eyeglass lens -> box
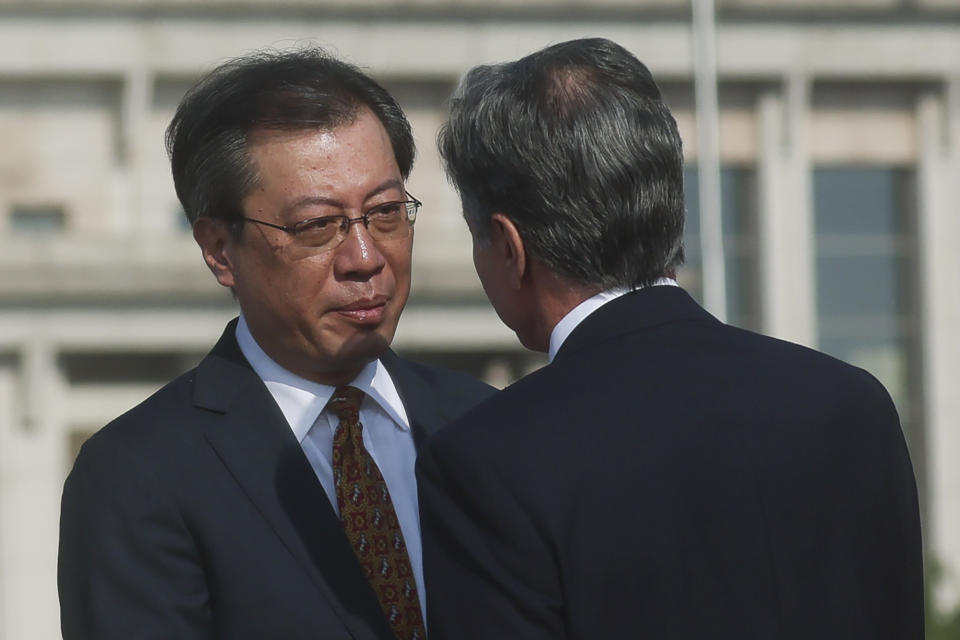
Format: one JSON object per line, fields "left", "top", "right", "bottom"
{"left": 294, "top": 201, "right": 417, "bottom": 250}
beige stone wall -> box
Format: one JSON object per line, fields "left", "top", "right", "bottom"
{"left": 0, "top": 0, "right": 947, "bottom": 9}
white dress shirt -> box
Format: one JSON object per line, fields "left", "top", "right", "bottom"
{"left": 235, "top": 315, "right": 426, "bottom": 620}
{"left": 548, "top": 278, "right": 679, "bottom": 362}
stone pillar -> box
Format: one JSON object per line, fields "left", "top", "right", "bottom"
{"left": 756, "top": 71, "right": 816, "bottom": 347}
{"left": 0, "top": 361, "right": 14, "bottom": 640}
{"left": 122, "top": 65, "right": 155, "bottom": 233}
{"left": 917, "top": 83, "right": 960, "bottom": 612}
{"left": 0, "top": 337, "right": 67, "bottom": 640}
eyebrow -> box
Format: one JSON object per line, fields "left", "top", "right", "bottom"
{"left": 279, "top": 178, "right": 406, "bottom": 219}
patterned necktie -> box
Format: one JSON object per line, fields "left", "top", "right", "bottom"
{"left": 328, "top": 386, "right": 426, "bottom": 640}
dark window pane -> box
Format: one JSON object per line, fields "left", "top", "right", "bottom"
{"left": 813, "top": 167, "right": 906, "bottom": 235}
{"left": 59, "top": 352, "right": 197, "bottom": 384}
{"left": 813, "top": 164, "right": 916, "bottom": 431}
{"left": 725, "top": 253, "right": 757, "bottom": 328}
{"left": 721, "top": 171, "right": 752, "bottom": 236}
{"left": 684, "top": 166, "right": 753, "bottom": 238}
{"left": 175, "top": 205, "right": 192, "bottom": 232}
{"left": 682, "top": 165, "right": 756, "bottom": 329}
{"left": 683, "top": 166, "right": 700, "bottom": 237}
{"left": 10, "top": 204, "right": 66, "bottom": 233}
{"left": 817, "top": 254, "right": 905, "bottom": 317}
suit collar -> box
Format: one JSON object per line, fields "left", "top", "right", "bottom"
{"left": 553, "top": 285, "right": 716, "bottom": 363}
{"left": 233, "top": 315, "right": 411, "bottom": 442}
{"left": 379, "top": 349, "right": 445, "bottom": 447}
{"left": 548, "top": 278, "right": 680, "bottom": 361}
{"left": 193, "top": 318, "right": 442, "bottom": 438}
{"left": 194, "top": 319, "right": 396, "bottom": 640}
{"left": 194, "top": 320, "right": 423, "bottom": 425}
{"left": 191, "top": 317, "right": 260, "bottom": 413}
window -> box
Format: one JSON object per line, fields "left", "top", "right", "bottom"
{"left": 10, "top": 204, "right": 66, "bottom": 233}
{"left": 681, "top": 166, "right": 759, "bottom": 330}
{"left": 813, "top": 166, "right": 919, "bottom": 436}
{"left": 59, "top": 351, "right": 202, "bottom": 385}
{"left": 175, "top": 204, "right": 192, "bottom": 232}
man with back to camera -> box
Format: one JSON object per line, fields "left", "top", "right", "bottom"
{"left": 57, "top": 48, "right": 493, "bottom": 640}
{"left": 416, "top": 37, "right": 924, "bottom": 639}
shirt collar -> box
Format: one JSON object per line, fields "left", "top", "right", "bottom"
{"left": 547, "top": 278, "right": 679, "bottom": 362}
{"left": 235, "top": 314, "right": 410, "bottom": 443}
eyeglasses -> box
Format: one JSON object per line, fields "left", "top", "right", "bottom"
{"left": 240, "top": 194, "right": 421, "bottom": 252}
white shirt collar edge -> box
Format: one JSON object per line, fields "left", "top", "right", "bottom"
{"left": 547, "top": 278, "right": 679, "bottom": 362}
{"left": 234, "top": 314, "right": 410, "bottom": 442}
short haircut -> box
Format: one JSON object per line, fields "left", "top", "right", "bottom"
{"left": 167, "top": 48, "right": 415, "bottom": 229}
{"left": 439, "top": 37, "right": 685, "bottom": 288}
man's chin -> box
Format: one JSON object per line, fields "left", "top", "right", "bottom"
{"left": 329, "top": 327, "right": 395, "bottom": 368}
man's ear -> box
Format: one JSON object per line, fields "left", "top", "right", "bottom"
{"left": 490, "top": 212, "right": 527, "bottom": 289}
{"left": 193, "top": 217, "right": 237, "bottom": 289}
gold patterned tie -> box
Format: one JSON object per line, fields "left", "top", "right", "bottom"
{"left": 328, "top": 386, "right": 426, "bottom": 640}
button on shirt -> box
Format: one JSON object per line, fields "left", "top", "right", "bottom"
{"left": 234, "top": 315, "right": 426, "bottom": 620}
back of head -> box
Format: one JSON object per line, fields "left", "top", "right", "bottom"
{"left": 439, "top": 37, "right": 685, "bottom": 289}
{"left": 167, "top": 48, "right": 415, "bottom": 229}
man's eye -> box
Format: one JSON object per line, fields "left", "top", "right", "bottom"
{"left": 368, "top": 203, "right": 403, "bottom": 218}
{"left": 298, "top": 217, "right": 341, "bottom": 232}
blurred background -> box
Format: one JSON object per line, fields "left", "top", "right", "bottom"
{"left": 0, "top": 0, "right": 958, "bottom": 637}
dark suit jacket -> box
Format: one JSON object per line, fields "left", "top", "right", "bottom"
{"left": 58, "top": 319, "right": 494, "bottom": 640}
{"left": 417, "top": 286, "right": 923, "bottom": 640}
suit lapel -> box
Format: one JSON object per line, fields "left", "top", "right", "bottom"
{"left": 194, "top": 321, "right": 393, "bottom": 640}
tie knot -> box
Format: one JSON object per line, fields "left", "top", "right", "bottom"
{"left": 327, "top": 385, "right": 364, "bottom": 423}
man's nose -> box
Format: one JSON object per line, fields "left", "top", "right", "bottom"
{"left": 333, "top": 219, "right": 386, "bottom": 278}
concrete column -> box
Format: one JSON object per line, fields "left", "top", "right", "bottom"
{"left": 0, "top": 362, "right": 14, "bottom": 640}
{"left": 756, "top": 72, "right": 816, "bottom": 347}
{"left": 1, "top": 338, "right": 67, "bottom": 640}
{"left": 917, "top": 83, "right": 960, "bottom": 612}
{"left": 122, "top": 65, "right": 156, "bottom": 233}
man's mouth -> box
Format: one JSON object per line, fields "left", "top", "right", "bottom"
{"left": 335, "top": 297, "right": 388, "bottom": 325}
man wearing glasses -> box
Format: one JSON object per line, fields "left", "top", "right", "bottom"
{"left": 58, "top": 49, "right": 492, "bottom": 640}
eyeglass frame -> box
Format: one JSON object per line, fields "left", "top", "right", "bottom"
{"left": 237, "top": 193, "right": 421, "bottom": 250}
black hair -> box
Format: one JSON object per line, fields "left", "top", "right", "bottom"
{"left": 167, "top": 48, "right": 415, "bottom": 230}
{"left": 439, "top": 37, "right": 684, "bottom": 288}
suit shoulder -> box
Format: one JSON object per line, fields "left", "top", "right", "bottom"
{"left": 445, "top": 323, "right": 896, "bottom": 440}
{"left": 75, "top": 367, "right": 200, "bottom": 469}
{"left": 730, "top": 326, "right": 894, "bottom": 394}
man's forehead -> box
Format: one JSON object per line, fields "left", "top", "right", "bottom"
{"left": 246, "top": 126, "right": 339, "bottom": 154}
{"left": 240, "top": 113, "right": 405, "bottom": 216}
{"left": 245, "top": 108, "right": 391, "bottom": 160}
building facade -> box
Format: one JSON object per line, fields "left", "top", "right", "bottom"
{"left": 0, "top": 0, "right": 958, "bottom": 637}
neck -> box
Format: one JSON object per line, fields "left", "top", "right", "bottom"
{"left": 525, "top": 262, "right": 602, "bottom": 351}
